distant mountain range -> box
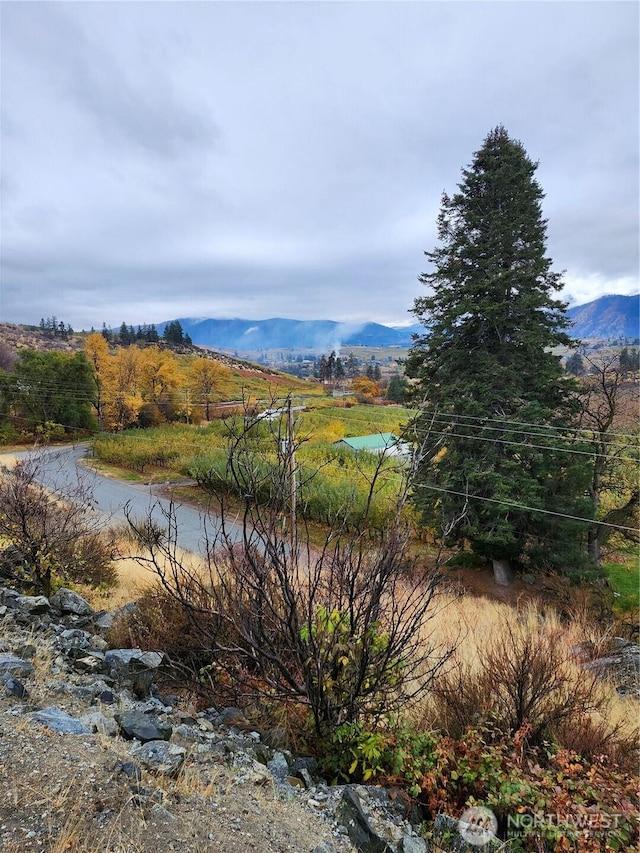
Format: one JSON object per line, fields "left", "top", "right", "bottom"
{"left": 158, "top": 294, "right": 638, "bottom": 352}
{"left": 158, "top": 317, "right": 423, "bottom": 352}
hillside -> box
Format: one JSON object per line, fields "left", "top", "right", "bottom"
{"left": 0, "top": 323, "right": 281, "bottom": 377}
{"left": 567, "top": 293, "right": 639, "bottom": 340}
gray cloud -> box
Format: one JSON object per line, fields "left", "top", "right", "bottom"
{"left": 1, "top": 2, "right": 637, "bottom": 330}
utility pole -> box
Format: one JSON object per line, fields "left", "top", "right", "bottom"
{"left": 287, "top": 398, "right": 297, "bottom": 558}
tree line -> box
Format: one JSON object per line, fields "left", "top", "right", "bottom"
{"left": 99, "top": 319, "right": 192, "bottom": 347}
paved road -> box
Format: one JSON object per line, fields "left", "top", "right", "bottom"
{"left": 3, "top": 444, "right": 242, "bottom": 555}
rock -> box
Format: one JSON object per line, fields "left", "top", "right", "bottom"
{"left": 114, "top": 760, "right": 143, "bottom": 782}
{"left": 267, "top": 750, "right": 290, "bottom": 780}
{"left": 79, "top": 711, "right": 118, "bottom": 737}
{"left": 398, "top": 836, "right": 427, "bottom": 853}
{"left": 149, "top": 803, "right": 177, "bottom": 822}
{"left": 96, "top": 689, "right": 115, "bottom": 704}
{"left": 336, "top": 787, "right": 394, "bottom": 853}
{"left": 432, "top": 812, "right": 503, "bottom": 852}
{"left": 104, "top": 649, "right": 164, "bottom": 669}
{"left": 217, "top": 706, "right": 249, "bottom": 726}
{"left": 15, "top": 595, "right": 50, "bottom": 615}
{"left": 292, "top": 755, "right": 319, "bottom": 775}
{"left": 28, "top": 706, "right": 91, "bottom": 735}
{"left": 50, "top": 588, "right": 93, "bottom": 616}
{"left": 2, "top": 676, "right": 29, "bottom": 699}
{"left": 0, "top": 653, "right": 34, "bottom": 677}
{"left": 93, "top": 602, "right": 138, "bottom": 630}
{"left": 297, "top": 767, "right": 315, "bottom": 789}
{"left": 74, "top": 653, "right": 105, "bottom": 674}
{"left": 104, "top": 649, "right": 164, "bottom": 698}
{"left": 88, "top": 634, "right": 109, "bottom": 653}
{"left": 130, "top": 740, "right": 186, "bottom": 776}
{"left": 114, "top": 710, "right": 172, "bottom": 743}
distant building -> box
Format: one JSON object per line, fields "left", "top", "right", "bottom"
{"left": 334, "top": 432, "right": 411, "bottom": 458}
{"left": 256, "top": 404, "right": 306, "bottom": 421}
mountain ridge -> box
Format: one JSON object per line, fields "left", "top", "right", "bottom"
{"left": 159, "top": 316, "right": 423, "bottom": 351}
{"left": 159, "top": 294, "right": 638, "bottom": 351}
{"left": 566, "top": 293, "right": 639, "bottom": 340}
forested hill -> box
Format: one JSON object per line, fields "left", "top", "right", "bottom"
{"left": 567, "top": 293, "right": 639, "bottom": 340}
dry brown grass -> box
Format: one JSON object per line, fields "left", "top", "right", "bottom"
{"left": 412, "top": 595, "right": 638, "bottom": 768}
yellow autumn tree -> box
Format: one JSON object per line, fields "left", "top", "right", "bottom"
{"left": 138, "top": 347, "right": 180, "bottom": 402}
{"left": 105, "top": 346, "right": 144, "bottom": 430}
{"left": 351, "top": 375, "right": 380, "bottom": 402}
{"left": 84, "top": 333, "right": 110, "bottom": 429}
{"left": 137, "top": 346, "right": 182, "bottom": 422}
{"left": 187, "top": 357, "right": 233, "bottom": 420}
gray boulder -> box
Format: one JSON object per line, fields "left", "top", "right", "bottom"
{"left": 0, "top": 652, "right": 34, "bottom": 677}
{"left": 104, "top": 648, "right": 164, "bottom": 698}
{"left": 15, "top": 595, "right": 50, "bottom": 615}
{"left": 336, "top": 787, "right": 394, "bottom": 853}
{"left": 130, "top": 740, "right": 186, "bottom": 776}
{"left": 29, "top": 706, "right": 91, "bottom": 735}
{"left": 50, "top": 588, "right": 93, "bottom": 616}
{"left": 115, "top": 710, "right": 173, "bottom": 743}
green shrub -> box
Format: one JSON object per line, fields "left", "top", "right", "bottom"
{"left": 0, "top": 422, "right": 20, "bottom": 446}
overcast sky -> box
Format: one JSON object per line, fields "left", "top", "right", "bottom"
{"left": 1, "top": 1, "right": 638, "bottom": 331}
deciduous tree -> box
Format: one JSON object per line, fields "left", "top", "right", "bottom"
{"left": 187, "top": 357, "right": 232, "bottom": 421}
{"left": 84, "top": 332, "right": 111, "bottom": 430}
{"left": 103, "top": 346, "right": 143, "bottom": 431}
{"left": 351, "top": 375, "right": 380, "bottom": 402}
{"left": 577, "top": 352, "right": 640, "bottom": 564}
{"left": 138, "top": 346, "right": 180, "bottom": 404}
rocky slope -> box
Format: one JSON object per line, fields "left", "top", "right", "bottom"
{"left": 0, "top": 586, "right": 446, "bottom": 853}
{"left": 0, "top": 323, "right": 283, "bottom": 376}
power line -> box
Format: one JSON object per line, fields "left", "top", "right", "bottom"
{"left": 3, "top": 372, "right": 637, "bottom": 442}
{"left": 4, "top": 423, "right": 636, "bottom": 535}
{"left": 411, "top": 482, "right": 639, "bottom": 534}
{"left": 305, "top": 409, "right": 639, "bottom": 460}
{"left": 301, "top": 401, "right": 639, "bottom": 445}
{"left": 404, "top": 405, "right": 640, "bottom": 443}
{"left": 86, "top": 430, "right": 636, "bottom": 532}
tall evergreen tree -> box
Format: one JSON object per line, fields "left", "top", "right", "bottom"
{"left": 163, "top": 320, "right": 185, "bottom": 345}
{"left": 404, "top": 127, "right": 591, "bottom": 584}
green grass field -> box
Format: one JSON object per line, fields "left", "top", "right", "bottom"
{"left": 604, "top": 545, "right": 640, "bottom": 612}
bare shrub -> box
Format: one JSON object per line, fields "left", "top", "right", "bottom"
{"left": 107, "top": 580, "right": 219, "bottom": 688}
{"left": 554, "top": 709, "right": 639, "bottom": 770}
{"left": 124, "top": 399, "right": 456, "bottom": 738}
{"left": 0, "top": 452, "right": 114, "bottom": 595}
{"left": 430, "top": 608, "right": 608, "bottom": 748}
{"left": 52, "top": 529, "right": 118, "bottom": 588}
